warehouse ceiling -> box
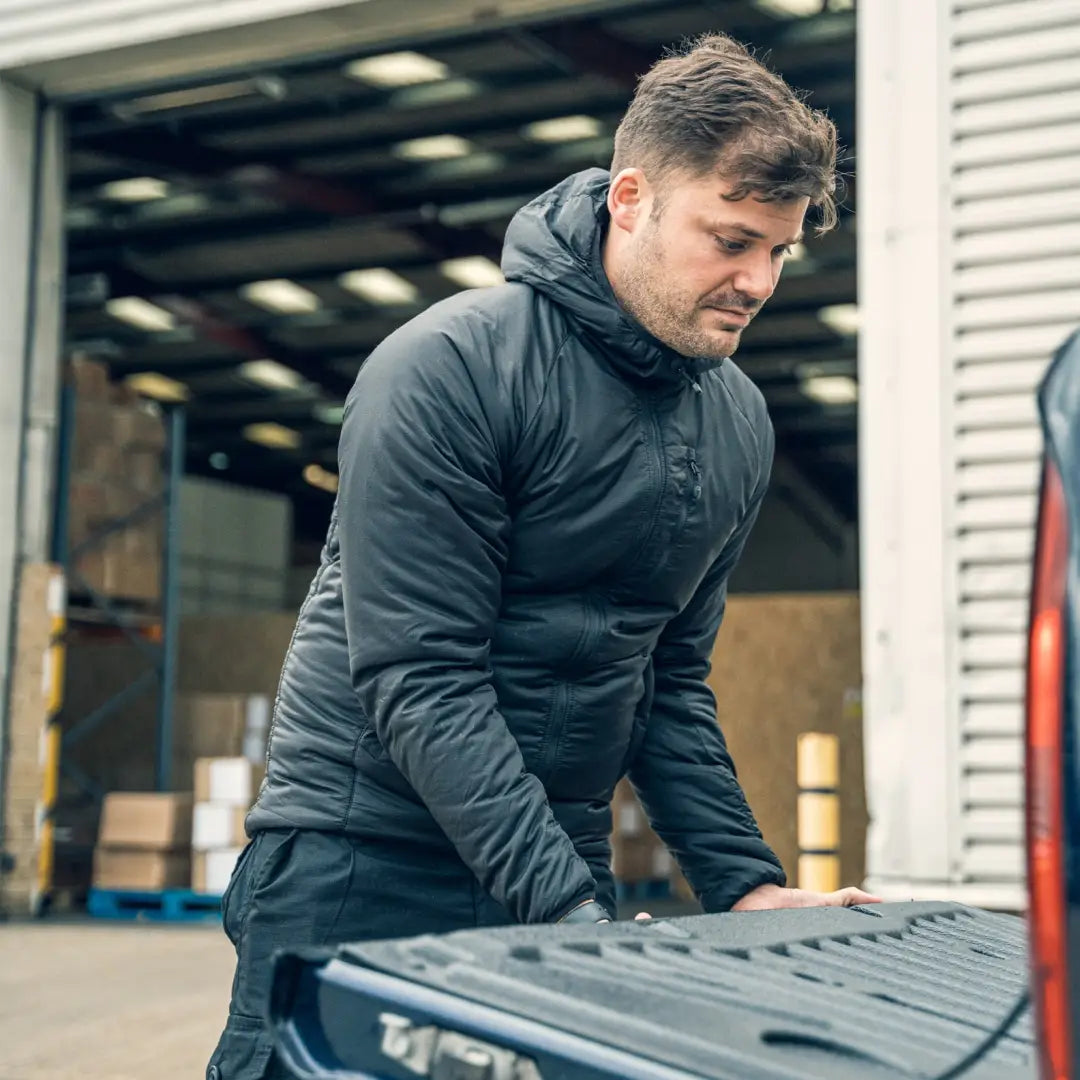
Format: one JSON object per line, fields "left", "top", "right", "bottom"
{"left": 63, "top": 0, "right": 858, "bottom": 541}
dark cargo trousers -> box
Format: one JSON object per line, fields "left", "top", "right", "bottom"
{"left": 205, "top": 828, "right": 517, "bottom": 1080}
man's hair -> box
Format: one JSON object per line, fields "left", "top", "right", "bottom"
{"left": 611, "top": 33, "right": 840, "bottom": 233}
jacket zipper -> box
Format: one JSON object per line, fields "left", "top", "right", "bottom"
{"left": 688, "top": 450, "right": 702, "bottom": 504}
{"left": 633, "top": 400, "right": 669, "bottom": 567}
{"left": 541, "top": 682, "right": 572, "bottom": 782}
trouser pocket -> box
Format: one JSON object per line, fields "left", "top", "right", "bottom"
{"left": 206, "top": 1013, "right": 276, "bottom": 1080}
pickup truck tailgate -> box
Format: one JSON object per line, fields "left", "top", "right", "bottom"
{"left": 268, "top": 900, "right": 1034, "bottom": 1079}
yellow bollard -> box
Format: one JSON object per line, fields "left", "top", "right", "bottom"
{"left": 32, "top": 567, "right": 66, "bottom": 916}
{"left": 797, "top": 732, "right": 840, "bottom": 894}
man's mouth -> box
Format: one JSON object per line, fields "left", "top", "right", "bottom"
{"left": 708, "top": 307, "right": 753, "bottom": 327}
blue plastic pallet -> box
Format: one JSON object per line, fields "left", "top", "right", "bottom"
{"left": 87, "top": 887, "right": 223, "bottom": 922}
{"left": 614, "top": 878, "right": 672, "bottom": 903}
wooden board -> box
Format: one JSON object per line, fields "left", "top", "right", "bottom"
{"left": 708, "top": 593, "right": 866, "bottom": 890}
{"left": 0, "top": 564, "right": 54, "bottom": 913}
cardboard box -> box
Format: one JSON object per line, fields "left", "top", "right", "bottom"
{"left": 192, "top": 847, "right": 245, "bottom": 895}
{"left": 71, "top": 356, "right": 111, "bottom": 400}
{"left": 175, "top": 695, "right": 270, "bottom": 792}
{"left": 97, "top": 793, "right": 193, "bottom": 850}
{"left": 194, "top": 758, "right": 265, "bottom": 805}
{"left": 113, "top": 405, "right": 167, "bottom": 453}
{"left": 93, "top": 847, "right": 191, "bottom": 890}
{"left": 612, "top": 836, "right": 672, "bottom": 883}
{"left": 612, "top": 779, "right": 648, "bottom": 838}
{"left": 192, "top": 803, "right": 250, "bottom": 851}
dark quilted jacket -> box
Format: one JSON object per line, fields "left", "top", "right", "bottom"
{"left": 248, "top": 168, "right": 786, "bottom": 922}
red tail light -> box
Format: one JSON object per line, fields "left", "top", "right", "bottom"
{"left": 1027, "top": 457, "right": 1074, "bottom": 1080}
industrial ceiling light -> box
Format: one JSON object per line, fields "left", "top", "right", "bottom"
{"left": 209, "top": 452, "right": 229, "bottom": 470}
{"left": 817, "top": 303, "right": 860, "bottom": 337}
{"left": 390, "top": 78, "right": 481, "bottom": 109}
{"left": 523, "top": 115, "right": 604, "bottom": 143}
{"left": 240, "top": 279, "right": 321, "bottom": 315}
{"left": 752, "top": 0, "right": 822, "bottom": 15}
{"left": 313, "top": 403, "right": 346, "bottom": 426}
{"left": 101, "top": 177, "right": 170, "bottom": 203}
{"left": 124, "top": 372, "right": 190, "bottom": 402}
{"left": 439, "top": 256, "right": 505, "bottom": 290}
{"left": 394, "top": 134, "right": 473, "bottom": 161}
{"left": 239, "top": 359, "right": 307, "bottom": 392}
{"left": 339, "top": 268, "right": 419, "bottom": 306}
{"left": 105, "top": 297, "right": 177, "bottom": 333}
{"left": 345, "top": 51, "right": 450, "bottom": 87}
{"left": 303, "top": 463, "right": 340, "bottom": 493}
{"left": 800, "top": 374, "right": 858, "bottom": 405}
{"left": 243, "top": 422, "right": 302, "bottom": 450}
{"left": 421, "top": 151, "right": 505, "bottom": 181}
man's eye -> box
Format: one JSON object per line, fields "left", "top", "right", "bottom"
{"left": 715, "top": 237, "right": 746, "bottom": 253}
{"left": 774, "top": 245, "right": 793, "bottom": 259}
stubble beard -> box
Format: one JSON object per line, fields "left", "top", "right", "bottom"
{"left": 616, "top": 222, "right": 737, "bottom": 362}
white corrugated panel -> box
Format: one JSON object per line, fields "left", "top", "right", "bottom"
{"left": 957, "top": 461, "right": 1041, "bottom": 496}
{"left": 955, "top": 429, "right": 1042, "bottom": 463}
{"left": 959, "top": 564, "right": 1032, "bottom": 599}
{"left": 956, "top": 528, "right": 1034, "bottom": 564}
{"left": 953, "top": 56, "right": 1080, "bottom": 106}
{"left": 959, "top": 632, "right": 1026, "bottom": 668}
{"left": 954, "top": 89, "right": 1080, "bottom": 138}
{"left": 956, "top": 256, "right": 1080, "bottom": 297}
{"left": 963, "top": 703, "right": 1026, "bottom": 737}
{"left": 963, "top": 807, "right": 1024, "bottom": 842}
{"left": 954, "top": 322, "right": 1077, "bottom": 363}
{"left": 959, "top": 599, "right": 1028, "bottom": 632}
{"left": 955, "top": 157, "right": 1080, "bottom": 202}
{"left": 953, "top": 0, "right": 1080, "bottom": 41}
{"left": 951, "top": 22, "right": 1080, "bottom": 72}
{"left": 946, "top": 0, "right": 1080, "bottom": 895}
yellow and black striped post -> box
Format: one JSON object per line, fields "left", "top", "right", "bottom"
{"left": 32, "top": 567, "right": 67, "bottom": 916}
{"left": 797, "top": 732, "right": 840, "bottom": 894}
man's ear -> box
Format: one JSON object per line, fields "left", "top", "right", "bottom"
{"left": 608, "top": 168, "right": 650, "bottom": 236}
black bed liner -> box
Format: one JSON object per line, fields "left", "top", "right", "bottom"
{"left": 268, "top": 901, "right": 1034, "bottom": 1079}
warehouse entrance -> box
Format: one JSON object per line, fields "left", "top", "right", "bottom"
{"left": 1, "top": 0, "right": 861, "bottom": 916}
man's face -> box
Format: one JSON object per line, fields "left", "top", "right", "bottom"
{"left": 609, "top": 170, "right": 809, "bottom": 361}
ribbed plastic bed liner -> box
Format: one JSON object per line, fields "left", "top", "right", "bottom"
{"left": 268, "top": 901, "right": 1034, "bottom": 1079}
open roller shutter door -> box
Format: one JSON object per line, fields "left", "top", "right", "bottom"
{"left": 949, "top": 0, "right": 1080, "bottom": 892}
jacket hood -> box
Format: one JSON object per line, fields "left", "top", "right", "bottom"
{"left": 501, "top": 168, "right": 725, "bottom": 385}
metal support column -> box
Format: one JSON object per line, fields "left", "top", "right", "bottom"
{"left": 156, "top": 407, "right": 185, "bottom": 792}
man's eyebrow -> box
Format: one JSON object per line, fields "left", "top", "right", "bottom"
{"left": 712, "top": 221, "right": 805, "bottom": 245}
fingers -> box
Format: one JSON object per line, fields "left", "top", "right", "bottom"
{"left": 634, "top": 911, "right": 652, "bottom": 921}
{"left": 837, "top": 887, "right": 885, "bottom": 907}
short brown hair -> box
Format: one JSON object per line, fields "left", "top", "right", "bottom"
{"left": 611, "top": 33, "right": 840, "bottom": 233}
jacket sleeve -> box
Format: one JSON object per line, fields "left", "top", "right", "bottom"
{"left": 336, "top": 328, "right": 596, "bottom": 925}
{"left": 628, "top": 437, "right": 786, "bottom": 913}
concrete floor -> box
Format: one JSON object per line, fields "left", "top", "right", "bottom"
{"left": 0, "top": 919, "right": 235, "bottom": 1080}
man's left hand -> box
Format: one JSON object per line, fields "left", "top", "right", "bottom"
{"left": 732, "top": 882, "right": 882, "bottom": 912}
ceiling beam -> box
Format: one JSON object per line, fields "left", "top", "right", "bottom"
{"left": 104, "top": 265, "right": 355, "bottom": 397}
{"left": 77, "top": 125, "right": 503, "bottom": 263}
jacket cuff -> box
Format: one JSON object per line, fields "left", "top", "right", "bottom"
{"left": 700, "top": 861, "right": 787, "bottom": 914}
{"left": 557, "top": 899, "right": 613, "bottom": 924}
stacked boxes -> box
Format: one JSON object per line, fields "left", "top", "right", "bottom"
{"left": 611, "top": 779, "right": 695, "bottom": 902}
{"left": 192, "top": 759, "right": 264, "bottom": 895}
{"left": 173, "top": 693, "right": 270, "bottom": 789}
{"left": 68, "top": 356, "right": 166, "bottom": 603}
{"left": 610, "top": 779, "right": 674, "bottom": 884}
{"left": 92, "top": 793, "right": 193, "bottom": 889}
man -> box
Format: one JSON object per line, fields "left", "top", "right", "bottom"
{"left": 207, "top": 32, "right": 876, "bottom": 1080}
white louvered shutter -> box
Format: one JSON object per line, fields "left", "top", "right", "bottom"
{"left": 948, "top": 0, "right": 1080, "bottom": 892}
